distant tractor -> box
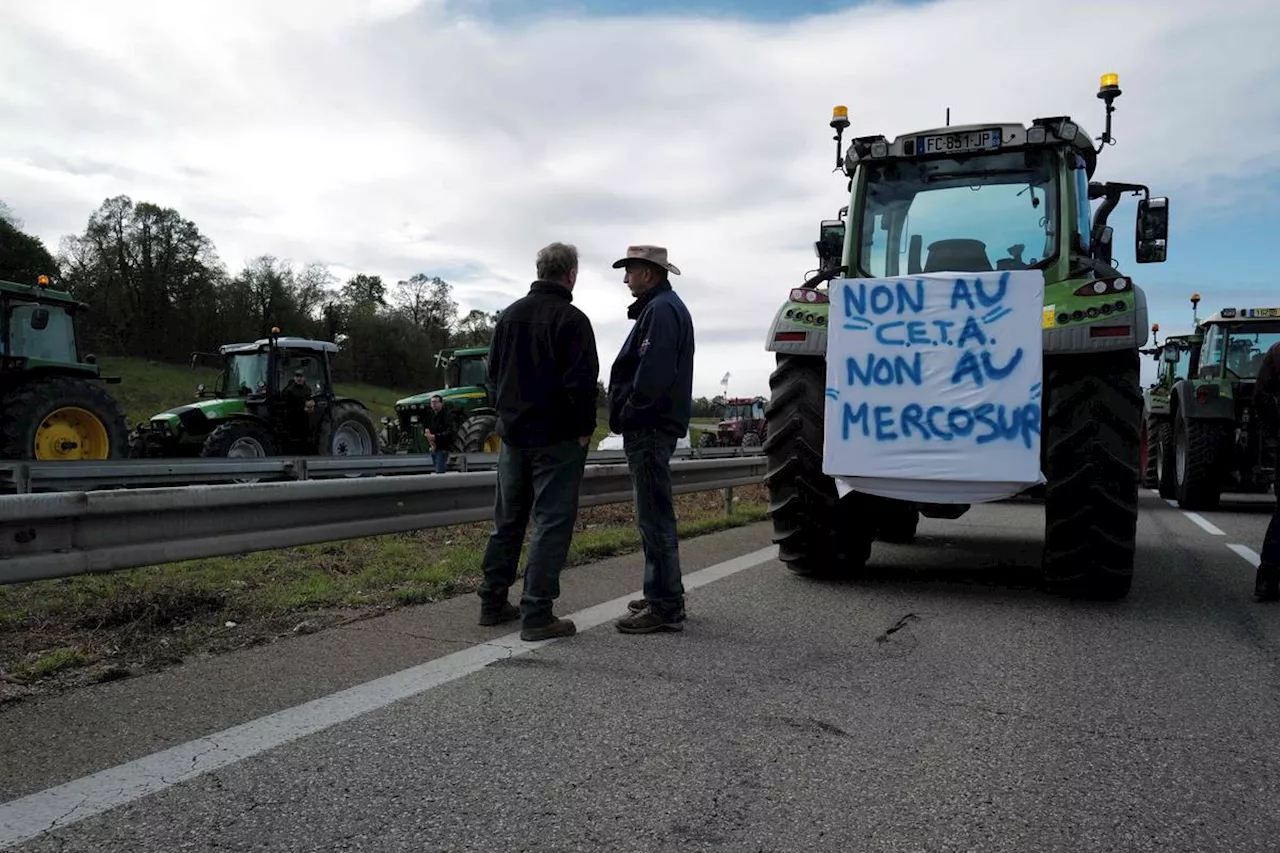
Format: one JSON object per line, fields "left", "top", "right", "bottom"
{"left": 129, "top": 328, "right": 379, "bottom": 460}
{"left": 385, "top": 345, "right": 501, "bottom": 454}
{"left": 698, "top": 396, "right": 767, "bottom": 448}
{"left": 1139, "top": 299, "right": 1201, "bottom": 494}
{"left": 1161, "top": 301, "right": 1279, "bottom": 509}
{"left": 0, "top": 274, "right": 130, "bottom": 460}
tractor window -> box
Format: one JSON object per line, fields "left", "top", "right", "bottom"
{"left": 1224, "top": 326, "right": 1280, "bottom": 379}
{"left": 857, "top": 149, "right": 1060, "bottom": 278}
{"left": 1163, "top": 346, "right": 1191, "bottom": 383}
{"left": 221, "top": 352, "right": 270, "bottom": 396}
{"left": 1071, "top": 153, "right": 1091, "bottom": 251}
{"left": 7, "top": 304, "right": 77, "bottom": 363}
{"left": 1197, "top": 326, "right": 1224, "bottom": 379}
{"left": 452, "top": 356, "right": 488, "bottom": 388}
{"left": 278, "top": 352, "right": 328, "bottom": 394}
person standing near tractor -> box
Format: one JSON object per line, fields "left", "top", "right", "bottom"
{"left": 1252, "top": 340, "right": 1280, "bottom": 601}
{"left": 475, "top": 242, "right": 599, "bottom": 641}
{"left": 281, "top": 369, "right": 315, "bottom": 448}
{"left": 423, "top": 394, "right": 455, "bottom": 474}
{"left": 607, "top": 245, "right": 696, "bottom": 635}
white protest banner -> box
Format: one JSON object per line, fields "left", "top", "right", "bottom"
{"left": 822, "top": 270, "right": 1045, "bottom": 504}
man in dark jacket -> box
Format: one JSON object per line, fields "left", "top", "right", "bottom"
{"left": 476, "top": 242, "right": 599, "bottom": 641}
{"left": 1253, "top": 340, "right": 1280, "bottom": 600}
{"left": 423, "top": 395, "right": 454, "bottom": 474}
{"left": 607, "top": 245, "right": 695, "bottom": 634}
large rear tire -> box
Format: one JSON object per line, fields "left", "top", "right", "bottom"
{"left": 763, "top": 353, "right": 874, "bottom": 577}
{"left": 458, "top": 411, "right": 501, "bottom": 453}
{"left": 1155, "top": 420, "right": 1176, "bottom": 498}
{"left": 200, "top": 420, "right": 277, "bottom": 484}
{"left": 0, "top": 377, "right": 129, "bottom": 461}
{"left": 317, "top": 401, "right": 379, "bottom": 457}
{"left": 1042, "top": 350, "right": 1141, "bottom": 601}
{"left": 1173, "top": 416, "right": 1228, "bottom": 510}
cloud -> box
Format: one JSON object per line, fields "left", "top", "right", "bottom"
{"left": 1, "top": 0, "right": 1277, "bottom": 398}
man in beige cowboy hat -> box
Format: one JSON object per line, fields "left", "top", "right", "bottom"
{"left": 606, "top": 245, "right": 696, "bottom": 634}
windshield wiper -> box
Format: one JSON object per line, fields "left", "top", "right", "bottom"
{"left": 921, "top": 168, "right": 1038, "bottom": 183}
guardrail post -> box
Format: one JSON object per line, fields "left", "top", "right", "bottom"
{"left": 15, "top": 464, "right": 31, "bottom": 495}
{"left": 723, "top": 486, "right": 734, "bottom": 516}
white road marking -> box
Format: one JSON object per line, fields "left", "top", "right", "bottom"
{"left": 1226, "top": 544, "right": 1262, "bottom": 566}
{"left": 1182, "top": 512, "right": 1226, "bottom": 536}
{"left": 1164, "top": 498, "right": 1178, "bottom": 508}
{"left": 0, "top": 545, "right": 780, "bottom": 849}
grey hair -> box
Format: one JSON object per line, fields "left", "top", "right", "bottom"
{"left": 535, "top": 242, "right": 578, "bottom": 283}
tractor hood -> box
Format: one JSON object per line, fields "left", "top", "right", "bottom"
{"left": 147, "top": 397, "right": 248, "bottom": 433}
{"left": 395, "top": 386, "right": 488, "bottom": 411}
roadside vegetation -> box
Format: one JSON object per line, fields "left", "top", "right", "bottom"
{"left": 0, "top": 485, "right": 768, "bottom": 703}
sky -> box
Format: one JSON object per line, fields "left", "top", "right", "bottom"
{"left": 1, "top": 0, "right": 1277, "bottom": 398}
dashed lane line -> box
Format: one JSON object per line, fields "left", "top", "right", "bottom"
{"left": 1226, "top": 543, "right": 1262, "bottom": 566}
{"left": 0, "top": 546, "right": 781, "bottom": 850}
{"left": 1148, "top": 490, "right": 1227, "bottom": 536}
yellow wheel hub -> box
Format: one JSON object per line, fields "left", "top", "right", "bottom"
{"left": 35, "top": 407, "right": 111, "bottom": 460}
{"left": 483, "top": 432, "right": 501, "bottom": 453}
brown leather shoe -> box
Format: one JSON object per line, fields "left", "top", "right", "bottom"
{"left": 521, "top": 617, "right": 576, "bottom": 641}
{"left": 478, "top": 602, "right": 519, "bottom": 626}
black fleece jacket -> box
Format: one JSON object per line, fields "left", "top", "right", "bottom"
{"left": 489, "top": 281, "right": 599, "bottom": 448}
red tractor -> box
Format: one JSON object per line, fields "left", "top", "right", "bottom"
{"left": 699, "top": 396, "right": 767, "bottom": 448}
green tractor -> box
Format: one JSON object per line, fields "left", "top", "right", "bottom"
{"left": 129, "top": 328, "right": 379, "bottom": 460}
{"left": 763, "top": 73, "right": 1170, "bottom": 600}
{"left": 0, "top": 274, "right": 130, "bottom": 460}
{"left": 1139, "top": 302, "right": 1201, "bottom": 494}
{"left": 1161, "top": 300, "right": 1279, "bottom": 509}
{"left": 384, "top": 344, "right": 501, "bottom": 454}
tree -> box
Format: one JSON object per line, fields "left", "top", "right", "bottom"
{"left": 341, "top": 273, "right": 386, "bottom": 307}
{"left": 451, "top": 308, "right": 498, "bottom": 347}
{"left": 0, "top": 214, "right": 58, "bottom": 286}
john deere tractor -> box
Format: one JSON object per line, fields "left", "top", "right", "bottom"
{"left": 1161, "top": 301, "right": 1279, "bottom": 509}
{"left": 0, "top": 274, "right": 130, "bottom": 460}
{"left": 129, "top": 328, "right": 379, "bottom": 460}
{"left": 384, "top": 345, "right": 501, "bottom": 454}
{"left": 763, "top": 73, "right": 1170, "bottom": 600}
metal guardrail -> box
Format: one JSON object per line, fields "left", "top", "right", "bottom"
{"left": 0, "top": 446, "right": 765, "bottom": 494}
{"left": 0, "top": 456, "right": 769, "bottom": 585}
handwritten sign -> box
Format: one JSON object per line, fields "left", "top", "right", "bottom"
{"left": 821, "top": 271, "right": 1044, "bottom": 501}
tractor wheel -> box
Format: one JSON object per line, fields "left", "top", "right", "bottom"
{"left": 742, "top": 431, "right": 762, "bottom": 448}
{"left": 698, "top": 432, "right": 717, "bottom": 448}
{"left": 458, "top": 411, "right": 501, "bottom": 453}
{"left": 1173, "top": 416, "right": 1228, "bottom": 510}
{"left": 200, "top": 421, "right": 277, "bottom": 483}
{"left": 317, "top": 402, "right": 379, "bottom": 457}
{"left": 0, "top": 376, "right": 129, "bottom": 461}
{"left": 763, "top": 353, "right": 874, "bottom": 578}
{"left": 1155, "top": 421, "right": 1176, "bottom": 498}
{"left": 1141, "top": 418, "right": 1158, "bottom": 488}
{"left": 1042, "top": 350, "right": 1141, "bottom": 601}
{"left": 876, "top": 502, "right": 920, "bottom": 544}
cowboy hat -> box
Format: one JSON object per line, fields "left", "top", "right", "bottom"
{"left": 611, "top": 245, "right": 681, "bottom": 276}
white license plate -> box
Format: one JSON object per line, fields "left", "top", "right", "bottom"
{"left": 918, "top": 128, "right": 1002, "bottom": 155}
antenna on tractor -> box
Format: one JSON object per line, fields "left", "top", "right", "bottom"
{"left": 830, "top": 105, "right": 850, "bottom": 172}
{"left": 945, "top": 107, "right": 951, "bottom": 127}
{"left": 1095, "top": 72, "right": 1121, "bottom": 152}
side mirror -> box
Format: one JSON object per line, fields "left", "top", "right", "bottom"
{"left": 814, "top": 219, "right": 845, "bottom": 271}
{"left": 1162, "top": 347, "right": 1181, "bottom": 364}
{"left": 1136, "top": 197, "right": 1169, "bottom": 263}
{"left": 1096, "top": 225, "right": 1114, "bottom": 266}
{"left": 30, "top": 308, "right": 50, "bottom": 330}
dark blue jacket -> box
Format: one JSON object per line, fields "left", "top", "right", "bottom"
{"left": 608, "top": 280, "right": 695, "bottom": 438}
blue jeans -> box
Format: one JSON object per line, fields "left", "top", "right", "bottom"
{"left": 477, "top": 440, "right": 589, "bottom": 627}
{"left": 431, "top": 450, "right": 449, "bottom": 474}
{"left": 623, "top": 428, "right": 685, "bottom": 619}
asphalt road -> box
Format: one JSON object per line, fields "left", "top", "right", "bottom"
{"left": 2, "top": 489, "right": 1279, "bottom": 852}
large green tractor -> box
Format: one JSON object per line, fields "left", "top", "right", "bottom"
{"left": 129, "top": 328, "right": 379, "bottom": 460}
{"left": 384, "top": 345, "right": 501, "bottom": 454}
{"left": 763, "top": 73, "right": 1170, "bottom": 600}
{"left": 1139, "top": 301, "right": 1201, "bottom": 495}
{"left": 0, "top": 274, "right": 130, "bottom": 460}
{"left": 1162, "top": 303, "right": 1279, "bottom": 509}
